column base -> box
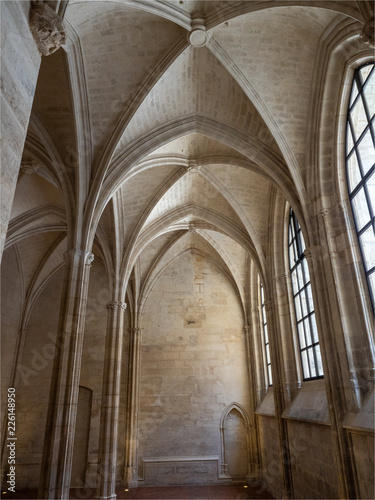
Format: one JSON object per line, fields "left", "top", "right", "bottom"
{"left": 96, "top": 495, "right": 117, "bottom": 500}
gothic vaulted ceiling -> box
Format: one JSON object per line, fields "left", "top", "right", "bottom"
{"left": 10, "top": 0, "right": 371, "bottom": 317}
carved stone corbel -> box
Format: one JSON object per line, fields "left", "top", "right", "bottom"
{"left": 106, "top": 301, "right": 127, "bottom": 311}
{"left": 29, "top": 1, "right": 66, "bottom": 56}
{"left": 360, "top": 17, "right": 374, "bottom": 48}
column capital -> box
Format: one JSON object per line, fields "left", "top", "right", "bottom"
{"left": 29, "top": 1, "right": 66, "bottom": 56}
{"left": 106, "top": 301, "right": 127, "bottom": 311}
{"left": 243, "top": 325, "right": 250, "bottom": 335}
{"left": 131, "top": 327, "right": 142, "bottom": 336}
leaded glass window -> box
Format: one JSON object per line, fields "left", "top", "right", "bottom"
{"left": 260, "top": 283, "right": 272, "bottom": 386}
{"left": 288, "top": 209, "right": 324, "bottom": 380}
{"left": 346, "top": 62, "right": 375, "bottom": 311}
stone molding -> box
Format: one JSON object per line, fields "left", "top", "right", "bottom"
{"left": 131, "top": 328, "right": 141, "bottom": 336}
{"left": 29, "top": 1, "right": 66, "bottom": 56}
{"left": 360, "top": 17, "right": 374, "bottom": 48}
{"left": 106, "top": 301, "right": 127, "bottom": 311}
{"left": 243, "top": 325, "right": 250, "bottom": 335}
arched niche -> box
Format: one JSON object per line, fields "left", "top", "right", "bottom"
{"left": 220, "top": 403, "right": 251, "bottom": 481}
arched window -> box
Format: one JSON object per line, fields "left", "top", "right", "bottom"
{"left": 346, "top": 62, "right": 375, "bottom": 311}
{"left": 288, "top": 209, "right": 324, "bottom": 380}
{"left": 260, "top": 283, "right": 272, "bottom": 386}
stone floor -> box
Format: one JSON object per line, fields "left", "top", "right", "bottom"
{"left": 2, "top": 483, "right": 275, "bottom": 499}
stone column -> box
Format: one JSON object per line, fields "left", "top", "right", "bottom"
{"left": 96, "top": 301, "right": 127, "bottom": 500}
{"left": 124, "top": 328, "right": 142, "bottom": 487}
{"left": 0, "top": 1, "right": 65, "bottom": 262}
{"left": 264, "top": 297, "right": 293, "bottom": 499}
{"left": 38, "top": 249, "right": 94, "bottom": 499}
{"left": 273, "top": 273, "right": 299, "bottom": 403}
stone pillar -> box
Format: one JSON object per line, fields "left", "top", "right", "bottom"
{"left": 38, "top": 249, "right": 94, "bottom": 499}
{"left": 303, "top": 242, "right": 356, "bottom": 499}
{"left": 0, "top": 1, "right": 65, "bottom": 262}
{"left": 96, "top": 301, "right": 127, "bottom": 500}
{"left": 273, "top": 273, "right": 299, "bottom": 403}
{"left": 264, "top": 297, "right": 293, "bottom": 499}
{"left": 124, "top": 328, "right": 142, "bottom": 488}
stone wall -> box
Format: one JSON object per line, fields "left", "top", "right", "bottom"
{"left": 0, "top": 0, "right": 40, "bottom": 259}
{"left": 138, "top": 251, "right": 251, "bottom": 486}
{"left": 12, "top": 268, "right": 64, "bottom": 488}
{"left": 257, "top": 415, "right": 283, "bottom": 498}
{"left": 287, "top": 420, "right": 339, "bottom": 499}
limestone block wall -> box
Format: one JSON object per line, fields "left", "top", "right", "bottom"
{"left": 138, "top": 251, "right": 251, "bottom": 486}
{"left": 287, "top": 420, "right": 339, "bottom": 499}
{"left": 350, "top": 432, "right": 375, "bottom": 499}
{"left": 0, "top": 0, "right": 40, "bottom": 258}
{"left": 10, "top": 268, "right": 64, "bottom": 488}
{"left": 257, "top": 415, "right": 283, "bottom": 498}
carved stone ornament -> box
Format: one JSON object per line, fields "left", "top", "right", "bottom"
{"left": 106, "top": 301, "right": 127, "bottom": 311}
{"left": 360, "top": 17, "right": 374, "bottom": 48}
{"left": 85, "top": 252, "right": 95, "bottom": 266}
{"left": 29, "top": 1, "right": 66, "bottom": 56}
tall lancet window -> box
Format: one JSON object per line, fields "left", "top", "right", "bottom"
{"left": 260, "top": 283, "right": 272, "bottom": 386}
{"left": 288, "top": 209, "right": 324, "bottom": 380}
{"left": 346, "top": 62, "right": 375, "bottom": 311}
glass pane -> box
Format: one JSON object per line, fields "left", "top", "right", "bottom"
{"left": 349, "top": 78, "right": 359, "bottom": 107}
{"left": 308, "top": 348, "right": 317, "bottom": 378}
{"left": 289, "top": 221, "right": 295, "bottom": 240}
{"left": 300, "top": 230, "right": 306, "bottom": 252}
{"left": 347, "top": 151, "right": 362, "bottom": 192}
{"left": 360, "top": 64, "right": 374, "bottom": 86}
{"left": 289, "top": 244, "right": 295, "bottom": 267}
{"left": 268, "top": 366, "right": 273, "bottom": 386}
{"left": 266, "top": 344, "right": 270, "bottom": 364}
{"left": 298, "top": 322, "right": 305, "bottom": 349}
{"left": 302, "top": 257, "right": 310, "bottom": 283}
{"left": 359, "top": 225, "right": 375, "bottom": 271}
{"left": 260, "top": 285, "right": 265, "bottom": 302}
{"left": 364, "top": 77, "right": 375, "bottom": 118}
{"left": 346, "top": 125, "right": 354, "bottom": 154}
{"left": 306, "top": 284, "right": 314, "bottom": 312}
{"left": 301, "top": 350, "right": 310, "bottom": 379}
{"left": 367, "top": 171, "right": 375, "bottom": 215}
{"left": 297, "top": 264, "right": 304, "bottom": 289}
{"left": 304, "top": 318, "right": 312, "bottom": 346}
{"left": 264, "top": 323, "right": 268, "bottom": 343}
{"left": 291, "top": 269, "right": 298, "bottom": 294}
{"left": 352, "top": 188, "right": 371, "bottom": 231}
{"left": 310, "top": 313, "right": 319, "bottom": 343}
{"left": 350, "top": 96, "right": 368, "bottom": 142}
{"left": 300, "top": 290, "right": 308, "bottom": 317}
{"left": 357, "top": 127, "right": 375, "bottom": 175}
{"left": 315, "top": 344, "right": 324, "bottom": 376}
{"left": 295, "top": 294, "right": 302, "bottom": 321}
